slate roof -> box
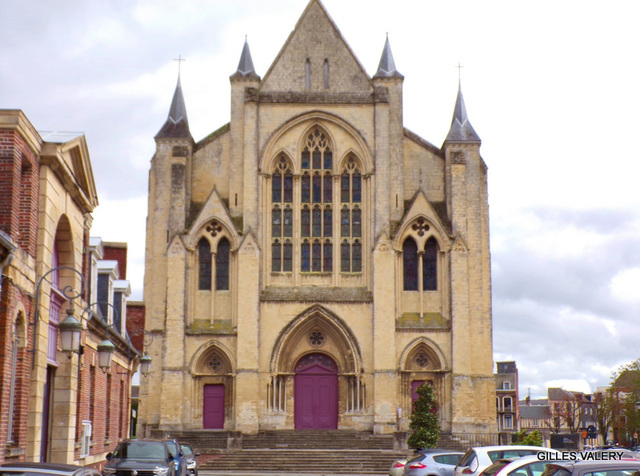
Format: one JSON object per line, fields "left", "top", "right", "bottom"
{"left": 156, "top": 76, "right": 192, "bottom": 140}
{"left": 231, "top": 37, "right": 259, "bottom": 79}
{"left": 444, "top": 83, "right": 481, "bottom": 143}
{"left": 520, "top": 404, "right": 552, "bottom": 419}
{"left": 373, "top": 35, "right": 403, "bottom": 79}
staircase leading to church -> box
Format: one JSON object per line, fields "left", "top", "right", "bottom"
{"left": 164, "top": 430, "right": 469, "bottom": 474}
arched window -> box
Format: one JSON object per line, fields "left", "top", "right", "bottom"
{"left": 403, "top": 238, "right": 418, "bottom": 290}
{"left": 272, "top": 156, "right": 293, "bottom": 272}
{"left": 323, "top": 59, "right": 329, "bottom": 89}
{"left": 423, "top": 237, "right": 438, "bottom": 291}
{"left": 215, "top": 238, "right": 230, "bottom": 290}
{"left": 268, "top": 126, "right": 365, "bottom": 279}
{"left": 198, "top": 238, "right": 212, "bottom": 290}
{"left": 300, "top": 129, "right": 332, "bottom": 273}
{"left": 340, "top": 156, "right": 362, "bottom": 273}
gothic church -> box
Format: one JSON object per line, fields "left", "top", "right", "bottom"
{"left": 139, "top": 0, "right": 495, "bottom": 436}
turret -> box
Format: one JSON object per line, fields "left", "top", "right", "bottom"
{"left": 229, "top": 38, "right": 261, "bottom": 221}
{"left": 372, "top": 35, "right": 404, "bottom": 225}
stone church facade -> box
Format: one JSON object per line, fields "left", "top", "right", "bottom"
{"left": 139, "top": 0, "right": 495, "bottom": 436}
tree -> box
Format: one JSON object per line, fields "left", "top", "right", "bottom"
{"left": 407, "top": 382, "right": 440, "bottom": 449}
{"left": 546, "top": 403, "right": 566, "bottom": 434}
{"left": 593, "top": 391, "right": 613, "bottom": 444}
{"left": 512, "top": 429, "right": 543, "bottom": 447}
{"left": 560, "top": 396, "right": 583, "bottom": 434}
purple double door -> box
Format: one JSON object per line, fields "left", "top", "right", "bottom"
{"left": 203, "top": 384, "right": 225, "bottom": 429}
{"left": 294, "top": 354, "right": 338, "bottom": 429}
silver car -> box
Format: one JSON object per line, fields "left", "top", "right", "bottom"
{"left": 404, "top": 451, "right": 464, "bottom": 476}
{"left": 454, "top": 446, "right": 558, "bottom": 476}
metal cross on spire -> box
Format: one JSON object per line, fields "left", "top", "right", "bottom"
{"left": 174, "top": 55, "right": 186, "bottom": 75}
{"left": 456, "top": 62, "right": 464, "bottom": 83}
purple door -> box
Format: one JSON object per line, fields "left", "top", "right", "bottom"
{"left": 294, "top": 354, "right": 338, "bottom": 429}
{"left": 203, "top": 384, "right": 225, "bottom": 429}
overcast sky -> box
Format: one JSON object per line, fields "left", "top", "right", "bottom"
{"left": 2, "top": 0, "right": 639, "bottom": 400}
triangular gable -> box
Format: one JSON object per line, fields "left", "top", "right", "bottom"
{"left": 394, "top": 190, "right": 450, "bottom": 249}
{"left": 261, "top": 0, "right": 372, "bottom": 94}
{"left": 184, "top": 187, "right": 239, "bottom": 249}
{"left": 237, "top": 231, "right": 260, "bottom": 256}
{"left": 40, "top": 134, "right": 99, "bottom": 213}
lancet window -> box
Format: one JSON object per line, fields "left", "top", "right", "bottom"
{"left": 340, "top": 156, "right": 361, "bottom": 272}
{"left": 271, "top": 156, "right": 293, "bottom": 272}
{"left": 403, "top": 234, "right": 439, "bottom": 291}
{"left": 198, "top": 238, "right": 212, "bottom": 290}
{"left": 215, "top": 238, "right": 230, "bottom": 290}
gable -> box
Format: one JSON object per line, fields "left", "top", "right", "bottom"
{"left": 261, "top": 0, "right": 372, "bottom": 94}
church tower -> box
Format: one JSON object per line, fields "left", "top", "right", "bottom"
{"left": 139, "top": 0, "right": 496, "bottom": 437}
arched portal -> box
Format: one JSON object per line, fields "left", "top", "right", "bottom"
{"left": 294, "top": 353, "right": 338, "bottom": 429}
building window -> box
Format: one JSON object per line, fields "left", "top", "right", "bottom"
{"left": 532, "top": 419, "right": 539, "bottom": 427}
{"left": 305, "top": 58, "right": 311, "bottom": 89}
{"left": 81, "top": 421, "right": 92, "bottom": 458}
{"left": 198, "top": 238, "right": 212, "bottom": 290}
{"left": 504, "top": 414, "right": 513, "bottom": 429}
{"left": 504, "top": 397, "right": 512, "bottom": 411}
{"left": 423, "top": 237, "right": 438, "bottom": 290}
{"left": 403, "top": 238, "right": 418, "bottom": 290}
{"left": 503, "top": 381, "right": 511, "bottom": 390}
{"left": 215, "top": 238, "right": 230, "bottom": 290}
{"left": 403, "top": 232, "right": 439, "bottom": 291}
{"left": 323, "top": 59, "right": 329, "bottom": 89}
{"left": 269, "top": 127, "right": 364, "bottom": 277}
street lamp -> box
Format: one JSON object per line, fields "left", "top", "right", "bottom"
{"left": 58, "top": 307, "right": 83, "bottom": 358}
{"left": 32, "top": 266, "right": 85, "bottom": 366}
{"left": 140, "top": 353, "right": 152, "bottom": 377}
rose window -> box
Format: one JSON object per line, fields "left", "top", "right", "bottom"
{"left": 208, "top": 356, "right": 222, "bottom": 371}
{"left": 309, "top": 331, "right": 325, "bottom": 347}
{"left": 416, "top": 352, "right": 429, "bottom": 368}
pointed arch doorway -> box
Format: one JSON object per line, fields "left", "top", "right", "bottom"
{"left": 294, "top": 353, "right": 338, "bottom": 429}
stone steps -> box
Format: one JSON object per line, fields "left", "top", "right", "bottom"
{"left": 199, "top": 449, "right": 409, "bottom": 474}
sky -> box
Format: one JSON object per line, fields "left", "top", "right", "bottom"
{"left": 2, "top": 0, "right": 639, "bottom": 400}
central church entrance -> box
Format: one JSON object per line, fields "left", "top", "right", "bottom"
{"left": 294, "top": 353, "right": 338, "bottom": 429}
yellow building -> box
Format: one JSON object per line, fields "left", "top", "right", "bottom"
{"left": 139, "top": 0, "right": 495, "bottom": 437}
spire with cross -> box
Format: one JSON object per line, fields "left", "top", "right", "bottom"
{"left": 174, "top": 55, "right": 186, "bottom": 76}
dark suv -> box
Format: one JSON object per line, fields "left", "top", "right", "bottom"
{"left": 103, "top": 439, "right": 176, "bottom": 476}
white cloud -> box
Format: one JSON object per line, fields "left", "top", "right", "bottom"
{"left": 610, "top": 268, "right": 640, "bottom": 304}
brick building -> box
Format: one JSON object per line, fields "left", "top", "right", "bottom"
{"left": 140, "top": 0, "right": 496, "bottom": 437}
{"left": 0, "top": 110, "right": 137, "bottom": 464}
{"left": 495, "top": 361, "right": 519, "bottom": 436}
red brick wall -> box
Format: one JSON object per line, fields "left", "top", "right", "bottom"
{"left": 126, "top": 303, "right": 146, "bottom": 353}
{"left": 103, "top": 245, "right": 127, "bottom": 279}
{"left": 0, "top": 124, "right": 39, "bottom": 463}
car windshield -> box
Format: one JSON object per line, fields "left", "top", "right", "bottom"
{"left": 165, "top": 442, "right": 179, "bottom": 456}
{"left": 435, "top": 454, "right": 464, "bottom": 466}
{"left": 459, "top": 451, "right": 477, "bottom": 467}
{"left": 180, "top": 445, "right": 194, "bottom": 457}
{"left": 407, "top": 454, "right": 426, "bottom": 464}
{"left": 113, "top": 441, "right": 166, "bottom": 460}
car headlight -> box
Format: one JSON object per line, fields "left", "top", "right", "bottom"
{"left": 103, "top": 468, "right": 116, "bottom": 475}
{"left": 153, "top": 467, "right": 169, "bottom": 476}
{"left": 187, "top": 461, "right": 196, "bottom": 469}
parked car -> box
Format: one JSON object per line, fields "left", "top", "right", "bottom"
{"left": 404, "top": 450, "right": 464, "bottom": 476}
{"left": 163, "top": 439, "right": 187, "bottom": 476}
{"left": 541, "top": 460, "right": 640, "bottom": 476}
{"left": 480, "top": 454, "right": 563, "bottom": 476}
{"left": 454, "top": 446, "right": 559, "bottom": 476}
{"left": 390, "top": 459, "right": 408, "bottom": 476}
{"left": 180, "top": 444, "right": 199, "bottom": 476}
{"left": 0, "top": 463, "right": 101, "bottom": 476}
{"left": 103, "top": 439, "right": 177, "bottom": 476}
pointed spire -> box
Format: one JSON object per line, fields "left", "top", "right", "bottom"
{"left": 373, "top": 34, "right": 402, "bottom": 79}
{"left": 231, "top": 37, "right": 260, "bottom": 79}
{"left": 444, "top": 82, "right": 480, "bottom": 143}
{"left": 156, "top": 75, "right": 192, "bottom": 140}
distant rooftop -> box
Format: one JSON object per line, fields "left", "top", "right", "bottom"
{"left": 38, "top": 131, "right": 83, "bottom": 143}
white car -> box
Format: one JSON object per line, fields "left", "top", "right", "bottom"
{"left": 480, "top": 454, "right": 563, "bottom": 476}
{"left": 454, "top": 446, "right": 559, "bottom": 476}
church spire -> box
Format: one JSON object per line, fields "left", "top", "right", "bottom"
{"left": 444, "top": 82, "right": 480, "bottom": 143}
{"left": 231, "top": 37, "right": 260, "bottom": 79}
{"left": 373, "top": 34, "right": 402, "bottom": 78}
{"left": 156, "top": 74, "right": 192, "bottom": 140}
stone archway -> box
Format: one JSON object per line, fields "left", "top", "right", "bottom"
{"left": 269, "top": 305, "right": 365, "bottom": 427}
